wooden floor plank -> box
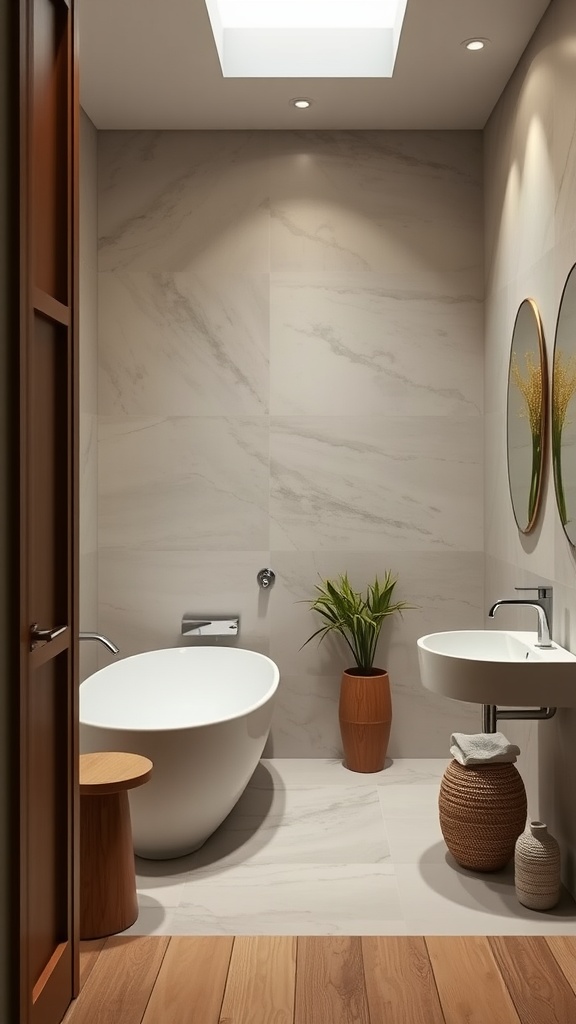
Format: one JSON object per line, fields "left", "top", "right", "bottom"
{"left": 64, "top": 936, "right": 169, "bottom": 1024}
{"left": 219, "top": 936, "right": 296, "bottom": 1024}
{"left": 362, "top": 936, "right": 446, "bottom": 1024}
{"left": 63, "top": 934, "right": 576, "bottom": 1024}
{"left": 141, "top": 936, "right": 233, "bottom": 1024}
{"left": 426, "top": 936, "right": 521, "bottom": 1024}
{"left": 78, "top": 939, "right": 107, "bottom": 990}
{"left": 489, "top": 936, "right": 576, "bottom": 1024}
{"left": 545, "top": 937, "right": 576, "bottom": 995}
{"left": 295, "top": 937, "right": 369, "bottom": 1024}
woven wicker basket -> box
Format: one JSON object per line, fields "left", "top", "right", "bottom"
{"left": 439, "top": 759, "right": 527, "bottom": 872}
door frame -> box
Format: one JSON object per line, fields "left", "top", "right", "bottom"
{"left": 1, "top": 0, "right": 19, "bottom": 1020}
{"left": 15, "top": 0, "right": 80, "bottom": 1020}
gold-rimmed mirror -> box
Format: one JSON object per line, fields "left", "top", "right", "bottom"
{"left": 507, "top": 298, "right": 547, "bottom": 533}
{"left": 553, "top": 264, "right": 576, "bottom": 546}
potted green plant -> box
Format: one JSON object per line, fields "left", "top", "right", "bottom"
{"left": 302, "top": 571, "right": 411, "bottom": 772}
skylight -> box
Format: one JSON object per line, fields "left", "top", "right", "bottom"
{"left": 204, "top": 0, "right": 409, "bottom": 78}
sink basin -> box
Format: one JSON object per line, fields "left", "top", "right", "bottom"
{"left": 417, "top": 630, "right": 576, "bottom": 707}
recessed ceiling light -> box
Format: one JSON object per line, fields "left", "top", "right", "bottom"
{"left": 291, "top": 98, "right": 312, "bottom": 109}
{"left": 463, "top": 38, "right": 489, "bottom": 51}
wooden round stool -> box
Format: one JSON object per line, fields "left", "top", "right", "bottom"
{"left": 79, "top": 752, "right": 153, "bottom": 939}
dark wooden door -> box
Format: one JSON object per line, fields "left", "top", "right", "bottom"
{"left": 18, "top": 1, "right": 79, "bottom": 1022}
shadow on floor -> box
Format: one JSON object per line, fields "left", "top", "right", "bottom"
{"left": 419, "top": 843, "right": 576, "bottom": 921}
{"left": 135, "top": 761, "right": 284, "bottom": 878}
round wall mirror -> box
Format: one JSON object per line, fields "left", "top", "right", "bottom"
{"left": 507, "top": 298, "right": 547, "bottom": 533}
{"left": 553, "top": 264, "right": 576, "bottom": 546}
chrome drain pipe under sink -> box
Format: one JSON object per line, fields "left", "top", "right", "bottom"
{"left": 481, "top": 704, "right": 557, "bottom": 733}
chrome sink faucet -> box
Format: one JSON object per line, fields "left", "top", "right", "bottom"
{"left": 488, "top": 586, "right": 553, "bottom": 649}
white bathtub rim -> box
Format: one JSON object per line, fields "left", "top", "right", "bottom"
{"left": 79, "top": 646, "right": 280, "bottom": 733}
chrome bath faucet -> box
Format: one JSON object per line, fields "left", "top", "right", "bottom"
{"left": 79, "top": 631, "right": 120, "bottom": 654}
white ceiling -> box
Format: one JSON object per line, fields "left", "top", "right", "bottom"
{"left": 80, "top": 0, "right": 551, "bottom": 130}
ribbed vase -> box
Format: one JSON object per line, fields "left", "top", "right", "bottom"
{"left": 438, "top": 760, "right": 527, "bottom": 871}
{"left": 515, "top": 821, "right": 561, "bottom": 910}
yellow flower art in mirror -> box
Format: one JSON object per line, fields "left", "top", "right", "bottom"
{"left": 552, "top": 351, "right": 576, "bottom": 530}
{"left": 510, "top": 350, "right": 543, "bottom": 526}
{"left": 506, "top": 298, "right": 547, "bottom": 534}
{"left": 552, "top": 263, "right": 576, "bottom": 546}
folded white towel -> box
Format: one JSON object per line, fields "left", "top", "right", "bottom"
{"left": 450, "top": 731, "right": 520, "bottom": 766}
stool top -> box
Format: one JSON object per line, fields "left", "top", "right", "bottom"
{"left": 80, "top": 752, "right": 153, "bottom": 795}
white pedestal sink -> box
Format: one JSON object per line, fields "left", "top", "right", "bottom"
{"left": 417, "top": 630, "right": 576, "bottom": 707}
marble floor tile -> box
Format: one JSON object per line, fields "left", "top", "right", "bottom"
{"left": 135, "top": 865, "right": 188, "bottom": 908}
{"left": 259, "top": 757, "right": 391, "bottom": 788}
{"left": 383, "top": 817, "right": 448, "bottom": 864}
{"left": 395, "top": 863, "right": 576, "bottom": 935}
{"left": 129, "top": 758, "right": 576, "bottom": 936}
{"left": 260, "top": 758, "right": 450, "bottom": 788}
{"left": 405, "top": 911, "right": 576, "bottom": 937}
{"left": 120, "top": 905, "right": 174, "bottom": 936}
{"left": 178, "top": 783, "right": 389, "bottom": 869}
{"left": 377, "top": 784, "right": 442, "bottom": 819}
{"left": 375, "top": 758, "right": 450, "bottom": 785}
{"left": 170, "top": 864, "right": 403, "bottom": 936}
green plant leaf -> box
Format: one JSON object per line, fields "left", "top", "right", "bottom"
{"left": 301, "top": 570, "right": 415, "bottom": 671}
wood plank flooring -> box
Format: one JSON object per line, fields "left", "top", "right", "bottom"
{"left": 65, "top": 935, "right": 576, "bottom": 1024}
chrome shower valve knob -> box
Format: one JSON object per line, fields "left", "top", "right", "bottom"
{"left": 257, "top": 568, "right": 275, "bottom": 589}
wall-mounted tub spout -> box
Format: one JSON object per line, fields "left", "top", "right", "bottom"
{"left": 79, "top": 632, "right": 120, "bottom": 654}
{"left": 181, "top": 616, "right": 239, "bottom": 637}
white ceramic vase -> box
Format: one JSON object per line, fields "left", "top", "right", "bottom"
{"left": 514, "top": 820, "right": 560, "bottom": 910}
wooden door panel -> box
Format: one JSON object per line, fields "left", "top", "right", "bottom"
{"left": 18, "top": 0, "right": 79, "bottom": 1021}
{"left": 29, "top": 313, "right": 69, "bottom": 628}
{"left": 28, "top": 654, "right": 70, "bottom": 993}
{"left": 32, "top": 0, "right": 69, "bottom": 304}
{"left": 32, "top": 946, "right": 73, "bottom": 1024}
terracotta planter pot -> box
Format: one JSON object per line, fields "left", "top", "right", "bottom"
{"left": 338, "top": 668, "right": 391, "bottom": 773}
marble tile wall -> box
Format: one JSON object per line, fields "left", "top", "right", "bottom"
{"left": 97, "top": 129, "right": 484, "bottom": 756}
{"left": 484, "top": 0, "right": 576, "bottom": 892}
{"left": 79, "top": 110, "right": 99, "bottom": 680}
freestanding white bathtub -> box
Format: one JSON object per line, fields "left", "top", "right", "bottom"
{"left": 79, "top": 646, "right": 280, "bottom": 859}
